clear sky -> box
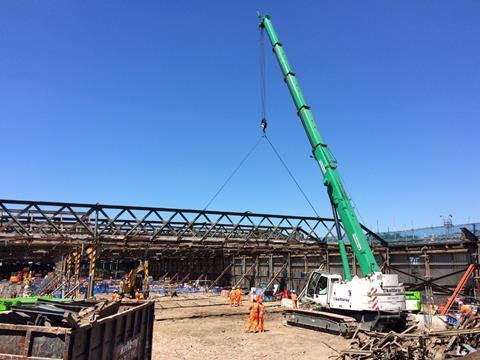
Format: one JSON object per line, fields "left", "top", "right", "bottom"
{"left": 1, "top": 1, "right": 479, "bottom": 231}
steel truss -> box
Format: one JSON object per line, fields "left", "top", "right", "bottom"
{"left": 0, "top": 199, "right": 368, "bottom": 259}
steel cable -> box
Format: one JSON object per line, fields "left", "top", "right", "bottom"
{"left": 264, "top": 135, "right": 320, "bottom": 217}
{"left": 203, "top": 135, "right": 265, "bottom": 210}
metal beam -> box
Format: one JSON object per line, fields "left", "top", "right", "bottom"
{"left": 179, "top": 272, "right": 191, "bottom": 285}
{"left": 265, "top": 262, "right": 288, "bottom": 291}
{"left": 234, "top": 262, "right": 257, "bottom": 288}
{"left": 208, "top": 263, "right": 233, "bottom": 290}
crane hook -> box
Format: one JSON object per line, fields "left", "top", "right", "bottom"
{"left": 261, "top": 117, "right": 267, "bottom": 133}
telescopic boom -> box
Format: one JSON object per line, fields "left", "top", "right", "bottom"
{"left": 259, "top": 15, "right": 380, "bottom": 279}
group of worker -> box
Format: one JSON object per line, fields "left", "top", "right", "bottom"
{"left": 111, "top": 288, "right": 145, "bottom": 301}
{"left": 228, "top": 286, "right": 267, "bottom": 333}
{"left": 229, "top": 286, "right": 243, "bottom": 307}
{"left": 247, "top": 295, "right": 266, "bottom": 333}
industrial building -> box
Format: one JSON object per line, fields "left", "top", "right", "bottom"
{"left": 1, "top": 199, "right": 478, "bottom": 300}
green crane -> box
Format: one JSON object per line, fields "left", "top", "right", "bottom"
{"left": 259, "top": 15, "right": 380, "bottom": 280}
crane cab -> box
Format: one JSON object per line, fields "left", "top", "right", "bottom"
{"left": 304, "top": 271, "right": 342, "bottom": 307}
{"left": 303, "top": 270, "right": 406, "bottom": 312}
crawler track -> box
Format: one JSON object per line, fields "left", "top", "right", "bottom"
{"left": 284, "top": 308, "right": 405, "bottom": 337}
{"left": 284, "top": 309, "right": 358, "bottom": 337}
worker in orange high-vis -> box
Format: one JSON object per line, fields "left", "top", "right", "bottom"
{"left": 257, "top": 296, "right": 266, "bottom": 332}
{"left": 461, "top": 303, "right": 472, "bottom": 315}
{"left": 135, "top": 289, "right": 144, "bottom": 301}
{"left": 111, "top": 291, "right": 121, "bottom": 302}
{"left": 291, "top": 290, "right": 298, "bottom": 309}
{"left": 229, "top": 287, "right": 236, "bottom": 307}
{"left": 233, "top": 287, "right": 239, "bottom": 307}
{"left": 236, "top": 287, "right": 243, "bottom": 306}
{"left": 247, "top": 297, "right": 259, "bottom": 333}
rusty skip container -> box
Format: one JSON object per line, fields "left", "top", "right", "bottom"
{"left": 0, "top": 300, "right": 154, "bottom": 360}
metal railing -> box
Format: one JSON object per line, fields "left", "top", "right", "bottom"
{"left": 378, "top": 223, "right": 479, "bottom": 245}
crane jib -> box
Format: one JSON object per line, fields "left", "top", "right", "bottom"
{"left": 259, "top": 14, "right": 381, "bottom": 279}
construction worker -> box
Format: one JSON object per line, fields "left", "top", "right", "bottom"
{"left": 229, "top": 287, "right": 236, "bottom": 307}
{"left": 291, "top": 290, "right": 298, "bottom": 309}
{"left": 119, "top": 278, "right": 125, "bottom": 294}
{"left": 461, "top": 303, "right": 472, "bottom": 315}
{"left": 247, "top": 296, "right": 259, "bottom": 333}
{"left": 134, "top": 289, "right": 144, "bottom": 301}
{"left": 257, "top": 296, "right": 266, "bottom": 333}
{"left": 111, "top": 291, "right": 121, "bottom": 302}
{"left": 236, "top": 287, "right": 243, "bottom": 306}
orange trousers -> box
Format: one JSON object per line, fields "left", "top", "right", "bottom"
{"left": 247, "top": 315, "right": 258, "bottom": 332}
{"left": 258, "top": 315, "right": 265, "bottom": 332}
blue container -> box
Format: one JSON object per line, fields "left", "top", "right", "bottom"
{"left": 446, "top": 315, "right": 458, "bottom": 325}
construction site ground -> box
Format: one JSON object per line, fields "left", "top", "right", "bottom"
{"left": 151, "top": 293, "right": 349, "bottom": 359}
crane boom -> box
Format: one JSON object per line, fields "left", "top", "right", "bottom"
{"left": 259, "top": 15, "right": 380, "bottom": 279}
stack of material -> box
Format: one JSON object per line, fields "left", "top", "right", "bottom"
{"left": 0, "top": 298, "right": 120, "bottom": 328}
{"left": 338, "top": 310, "right": 480, "bottom": 359}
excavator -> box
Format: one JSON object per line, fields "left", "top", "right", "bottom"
{"left": 258, "top": 15, "right": 406, "bottom": 335}
{"left": 120, "top": 260, "right": 150, "bottom": 299}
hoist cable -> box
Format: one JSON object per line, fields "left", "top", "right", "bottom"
{"left": 259, "top": 25, "right": 319, "bottom": 217}
{"left": 264, "top": 135, "right": 320, "bottom": 217}
{"left": 259, "top": 27, "right": 267, "bottom": 121}
{"left": 337, "top": 170, "right": 366, "bottom": 225}
{"left": 203, "top": 135, "right": 265, "bottom": 210}
{"left": 204, "top": 23, "right": 321, "bottom": 217}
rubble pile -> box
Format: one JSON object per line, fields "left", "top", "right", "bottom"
{"left": 0, "top": 298, "right": 120, "bottom": 328}
{"left": 338, "top": 310, "right": 480, "bottom": 359}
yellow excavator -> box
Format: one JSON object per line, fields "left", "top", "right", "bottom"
{"left": 120, "top": 260, "right": 149, "bottom": 298}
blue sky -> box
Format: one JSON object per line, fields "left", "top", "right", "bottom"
{"left": 1, "top": 1, "right": 478, "bottom": 231}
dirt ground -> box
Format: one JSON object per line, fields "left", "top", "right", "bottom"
{"left": 151, "top": 294, "right": 349, "bottom": 359}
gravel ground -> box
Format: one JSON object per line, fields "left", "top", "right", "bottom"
{"left": 152, "top": 294, "right": 349, "bottom": 359}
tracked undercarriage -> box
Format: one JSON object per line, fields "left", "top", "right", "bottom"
{"left": 284, "top": 305, "right": 407, "bottom": 338}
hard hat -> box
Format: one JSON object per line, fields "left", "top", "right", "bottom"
{"left": 257, "top": 297, "right": 263, "bottom": 303}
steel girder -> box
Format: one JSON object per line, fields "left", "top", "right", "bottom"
{"left": 0, "top": 199, "right": 351, "bottom": 259}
